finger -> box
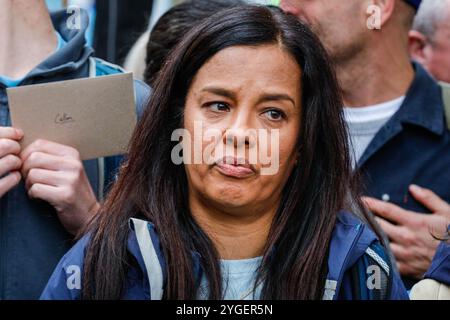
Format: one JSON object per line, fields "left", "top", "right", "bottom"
{"left": 0, "top": 127, "right": 23, "bottom": 140}
{"left": 426, "top": 216, "right": 450, "bottom": 239}
{"left": 390, "top": 242, "right": 409, "bottom": 262}
{"left": 363, "top": 196, "right": 410, "bottom": 225}
{"left": 409, "top": 185, "right": 450, "bottom": 214}
{"left": 396, "top": 261, "right": 413, "bottom": 277}
{"left": 396, "top": 259, "right": 424, "bottom": 279}
{"left": 21, "top": 152, "right": 79, "bottom": 177}
{"left": 21, "top": 139, "right": 80, "bottom": 163}
{"left": 25, "top": 168, "right": 70, "bottom": 190}
{"left": 0, "top": 172, "right": 21, "bottom": 197}
{"left": 375, "top": 217, "right": 405, "bottom": 243}
{"left": 0, "top": 154, "right": 22, "bottom": 177}
{"left": 28, "top": 183, "right": 61, "bottom": 203}
{"left": 0, "top": 139, "right": 21, "bottom": 158}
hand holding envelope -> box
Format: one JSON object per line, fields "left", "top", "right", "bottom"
{"left": 3, "top": 73, "right": 138, "bottom": 235}
{"left": 0, "top": 127, "right": 23, "bottom": 197}
{"left": 20, "top": 139, "right": 100, "bottom": 235}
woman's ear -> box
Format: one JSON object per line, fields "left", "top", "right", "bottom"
{"left": 408, "top": 30, "right": 429, "bottom": 65}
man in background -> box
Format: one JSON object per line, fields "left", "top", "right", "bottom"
{"left": 280, "top": 0, "right": 450, "bottom": 288}
{"left": 0, "top": 0, "right": 149, "bottom": 299}
{"left": 409, "top": 0, "right": 450, "bottom": 83}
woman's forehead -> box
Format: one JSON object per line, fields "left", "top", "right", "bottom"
{"left": 189, "top": 44, "right": 302, "bottom": 96}
{"left": 198, "top": 44, "right": 299, "bottom": 74}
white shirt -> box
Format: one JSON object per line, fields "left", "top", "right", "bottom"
{"left": 344, "top": 96, "right": 405, "bottom": 168}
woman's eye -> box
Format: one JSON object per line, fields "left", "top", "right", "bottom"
{"left": 207, "top": 102, "right": 230, "bottom": 112}
{"left": 263, "top": 109, "right": 285, "bottom": 121}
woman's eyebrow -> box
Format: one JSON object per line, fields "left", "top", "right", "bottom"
{"left": 257, "top": 94, "right": 296, "bottom": 107}
{"left": 201, "top": 86, "right": 236, "bottom": 100}
{"left": 200, "top": 87, "right": 296, "bottom": 107}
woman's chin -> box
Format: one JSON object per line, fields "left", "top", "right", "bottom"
{"left": 207, "top": 183, "right": 255, "bottom": 209}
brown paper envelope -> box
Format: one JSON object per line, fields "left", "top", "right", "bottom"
{"left": 7, "top": 73, "right": 137, "bottom": 160}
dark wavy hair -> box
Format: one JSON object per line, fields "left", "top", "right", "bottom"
{"left": 82, "top": 5, "right": 376, "bottom": 300}
{"left": 144, "top": 0, "right": 245, "bottom": 86}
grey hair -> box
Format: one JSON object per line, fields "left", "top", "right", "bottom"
{"left": 412, "top": 0, "right": 450, "bottom": 41}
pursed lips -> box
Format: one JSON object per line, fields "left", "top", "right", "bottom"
{"left": 214, "top": 156, "right": 256, "bottom": 178}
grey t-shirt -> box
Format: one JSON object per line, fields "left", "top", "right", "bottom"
{"left": 198, "top": 256, "right": 263, "bottom": 300}
{"left": 344, "top": 96, "right": 405, "bottom": 168}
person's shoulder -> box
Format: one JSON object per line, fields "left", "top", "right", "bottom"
{"left": 62, "top": 233, "right": 91, "bottom": 264}
{"left": 334, "top": 211, "right": 391, "bottom": 273}
{"left": 331, "top": 211, "right": 409, "bottom": 300}
{"left": 40, "top": 223, "right": 153, "bottom": 300}
{"left": 334, "top": 211, "right": 378, "bottom": 246}
{"left": 39, "top": 234, "right": 91, "bottom": 300}
{"left": 335, "top": 210, "right": 367, "bottom": 228}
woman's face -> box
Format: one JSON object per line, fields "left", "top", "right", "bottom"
{"left": 183, "top": 44, "right": 302, "bottom": 215}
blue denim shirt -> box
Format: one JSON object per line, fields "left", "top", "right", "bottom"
{"left": 357, "top": 63, "right": 450, "bottom": 288}
{"left": 0, "top": 10, "right": 150, "bottom": 299}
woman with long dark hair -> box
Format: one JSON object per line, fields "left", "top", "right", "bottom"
{"left": 41, "top": 5, "right": 408, "bottom": 300}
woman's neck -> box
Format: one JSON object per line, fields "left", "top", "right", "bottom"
{"left": 0, "top": 0, "right": 57, "bottom": 79}
{"left": 189, "top": 194, "right": 277, "bottom": 260}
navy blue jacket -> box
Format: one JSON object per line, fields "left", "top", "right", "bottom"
{"left": 40, "top": 212, "right": 408, "bottom": 300}
{"left": 0, "top": 10, "right": 150, "bottom": 299}
{"left": 424, "top": 237, "right": 450, "bottom": 286}
{"left": 357, "top": 63, "right": 450, "bottom": 288}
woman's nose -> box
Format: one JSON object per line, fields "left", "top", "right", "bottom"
{"left": 224, "top": 128, "right": 257, "bottom": 149}
{"left": 221, "top": 105, "right": 258, "bottom": 148}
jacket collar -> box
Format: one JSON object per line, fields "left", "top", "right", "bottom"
{"left": 395, "top": 62, "right": 445, "bottom": 136}
{"left": 21, "top": 9, "right": 93, "bottom": 83}
{"left": 127, "top": 221, "right": 202, "bottom": 298}
{"left": 127, "top": 212, "right": 378, "bottom": 299}
{"left": 358, "top": 62, "right": 445, "bottom": 167}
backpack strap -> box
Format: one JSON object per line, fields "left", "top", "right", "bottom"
{"left": 129, "top": 218, "right": 164, "bottom": 300}
{"left": 349, "top": 242, "right": 391, "bottom": 300}
{"left": 439, "top": 82, "right": 450, "bottom": 130}
{"left": 323, "top": 241, "right": 392, "bottom": 300}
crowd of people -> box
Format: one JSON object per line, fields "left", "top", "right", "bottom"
{"left": 0, "top": 0, "right": 448, "bottom": 300}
